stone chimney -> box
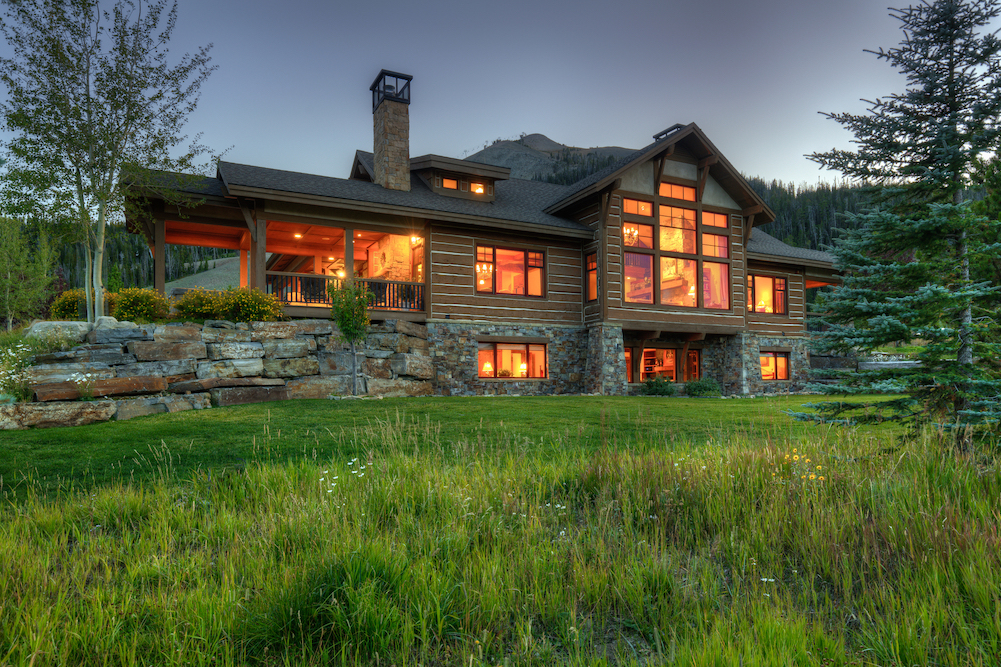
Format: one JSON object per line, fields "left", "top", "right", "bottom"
{"left": 370, "top": 70, "right": 413, "bottom": 192}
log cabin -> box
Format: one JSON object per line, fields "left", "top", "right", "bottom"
{"left": 127, "top": 70, "right": 839, "bottom": 396}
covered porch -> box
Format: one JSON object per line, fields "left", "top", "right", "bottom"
{"left": 140, "top": 200, "right": 428, "bottom": 320}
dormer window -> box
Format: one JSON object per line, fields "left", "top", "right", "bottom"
{"left": 411, "top": 155, "right": 510, "bottom": 203}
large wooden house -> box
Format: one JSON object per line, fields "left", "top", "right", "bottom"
{"left": 129, "top": 70, "right": 838, "bottom": 396}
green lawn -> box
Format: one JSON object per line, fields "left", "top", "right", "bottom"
{"left": 2, "top": 396, "right": 997, "bottom": 667}
{"left": 1, "top": 395, "right": 885, "bottom": 498}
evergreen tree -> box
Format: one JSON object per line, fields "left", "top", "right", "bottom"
{"left": 802, "top": 0, "right": 1001, "bottom": 434}
{"left": 0, "top": 217, "right": 55, "bottom": 331}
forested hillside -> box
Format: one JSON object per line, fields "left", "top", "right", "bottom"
{"left": 49, "top": 222, "right": 232, "bottom": 291}
{"left": 744, "top": 178, "right": 870, "bottom": 250}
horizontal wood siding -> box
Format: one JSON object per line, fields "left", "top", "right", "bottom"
{"left": 430, "top": 227, "right": 583, "bottom": 325}
{"left": 746, "top": 272, "right": 807, "bottom": 336}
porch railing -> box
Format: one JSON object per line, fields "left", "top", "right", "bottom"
{"left": 265, "top": 272, "right": 425, "bottom": 312}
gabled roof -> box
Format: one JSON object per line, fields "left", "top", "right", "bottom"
{"left": 545, "top": 123, "right": 776, "bottom": 223}
{"left": 746, "top": 229, "right": 834, "bottom": 267}
{"left": 215, "top": 160, "right": 591, "bottom": 237}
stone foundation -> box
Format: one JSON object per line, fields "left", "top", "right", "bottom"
{"left": 427, "top": 321, "right": 587, "bottom": 396}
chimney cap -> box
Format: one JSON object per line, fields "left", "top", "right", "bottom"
{"left": 371, "top": 69, "right": 413, "bottom": 112}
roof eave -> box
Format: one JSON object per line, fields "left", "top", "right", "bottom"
{"left": 223, "top": 183, "right": 595, "bottom": 239}
{"left": 746, "top": 251, "right": 836, "bottom": 270}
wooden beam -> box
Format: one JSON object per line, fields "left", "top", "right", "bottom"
{"left": 250, "top": 217, "right": 266, "bottom": 290}
{"left": 745, "top": 212, "right": 756, "bottom": 242}
{"left": 681, "top": 341, "right": 690, "bottom": 382}
{"left": 684, "top": 332, "right": 706, "bottom": 342}
{"left": 164, "top": 233, "right": 243, "bottom": 250}
{"left": 239, "top": 250, "right": 248, "bottom": 288}
{"left": 237, "top": 198, "right": 258, "bottom": 243}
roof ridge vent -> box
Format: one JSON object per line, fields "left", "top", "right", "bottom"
{"left": 653, "top": 124, "right": 686, "bottom": 142}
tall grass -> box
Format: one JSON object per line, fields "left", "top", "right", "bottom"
{"left": 0, "top": 411, "right": 998, "bottom": 665}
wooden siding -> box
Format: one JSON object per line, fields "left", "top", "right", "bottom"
{"left": 429, "top": 226, "right": 583, "bottom": 325}
{"left": 746, "top": 271, "right": 808, "bottom": 336}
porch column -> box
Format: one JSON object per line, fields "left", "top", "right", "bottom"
{"left": 344, "top": 230, "right": 354, "bottom": 280}
{"left": 314, "top": 254, "right": 323, "bottom": 275}
{"left": 239, "top": 250, "right": 248, "bottom": 288}
{"left": 250, "top": 218, "right": 266, "bottom": 290}
{"left": 154, "top": 218, "right": 166, "bottom": 295}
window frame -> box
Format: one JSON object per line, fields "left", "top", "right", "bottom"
{"left": 477, "top": 342, "right": 548, "bottom": 379}
{"left": 626, "top": 345, "right": 702, "bottom": 383}
{"left": 619, "top": 183, "right": 733, "bottom": 311}
{"left": 586, "top": 252, "right": 598, "bottom": 302}
{"left": 759, "top": 351, "right": 790, "bottom": 381}
{"left": 747, "top": 274, "right": 787, "bottom": 315}
{"left": 474, "top": 244, "right": 546, "bottom": 298}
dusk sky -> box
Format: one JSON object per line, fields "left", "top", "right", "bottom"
{"left": 9, "top": 0, "right": 985, "bottom": 187}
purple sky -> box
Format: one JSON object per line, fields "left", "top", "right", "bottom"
{"left": 8, "top": 0, "right": 974, "bottom": 186}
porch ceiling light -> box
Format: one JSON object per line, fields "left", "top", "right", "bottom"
{"left": 294, "top": 233, "right": 302, "bottom": 238}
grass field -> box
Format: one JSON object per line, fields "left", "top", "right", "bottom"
{"left": 1, "top": 396, "right": 998, "bottom": 666}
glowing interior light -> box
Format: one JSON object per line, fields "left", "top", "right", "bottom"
{"left": 337, "top": 270, "right": 346, "bottom": 278}
{"left": 471, "top": 183, "right": 484, "bottom": 194}
{"left": 294, "top": 233, "right": 302, "bottom": 238}
{"left": 483, "top": 362, "right": 493, "bottom": 373}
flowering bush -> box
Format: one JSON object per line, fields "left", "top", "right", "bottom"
{"left": 172, "top": 288, "right": 225, "bottom": 320}
{"left": 0, "top": 328, "right": 72, "bottom": 402}
{"left": 220, "top": 287, "right": 283, "bottom": 323}
{"left": 0, "top": 340, "right": 33, "bottom": 402}
{"left": 112, "top": 288, "right": 170, "bottom": 322}
{"left": 50, "top": 289, "right": 85, "bottom": 320}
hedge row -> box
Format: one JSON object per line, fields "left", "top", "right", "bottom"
{"left": 49, "top": 287, "right": 284, "bottom": 323}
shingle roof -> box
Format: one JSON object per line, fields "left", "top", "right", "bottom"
{"left": 746, "top": 228, "right": 834, "bottom": 264}
{"left": 216, "top": 159, "right": 589, "bottom": 233}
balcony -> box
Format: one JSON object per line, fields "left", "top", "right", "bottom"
{"left": 266, "top": 272, "right": 425, "bottom": 312}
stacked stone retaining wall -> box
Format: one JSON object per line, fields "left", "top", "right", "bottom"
{"left": 2, "top": 317, "right": 432, "bottom": 430}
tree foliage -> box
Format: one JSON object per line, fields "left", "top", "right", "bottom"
{"left": 328, "top": 281, "right": 373, "bottom": 396}
{"left": 801, "top": 0, "right": 1001, "bottom": 435}
{"left": 0, "top": 0, "right": 217, "bottom": 323}
{"left": 0, "top": 216, "right": 54, "bottom": 330}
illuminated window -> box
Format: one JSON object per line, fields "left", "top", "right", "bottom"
{"left": 660, "top": 257, "right": 697, "bottom": 307}
{"left": 702, "top": 233, "right": 729, "bottom": 258}
{"left": 703, "top": 212, "right": 728, "bottom": 228}
{"left": 659, "top": 182, "right": 697, "bottom": 201}
{"left": 475, "top": 246, "right": 494, "bottom": 293}
{"left": 625, "top": 347, "right": 633, "bottom": 383}
{"left": 747, "top": 275, "right": 786, "bottom": 314}
{"left": 760, "top": 352, "right": 790, "bottom": 380}
{"left": 586, "top": 252, "right": 598, "bottom": 302}
{"left": 478, "top": 342, "right": 547, "bottom": 378}
{"left": 659, "top": 207, "right": 696, "bottom": 254}
{"left": 624, "top": 253, "right": 653, "bottom": 304}
{"left": 623, "top": 222, "right": 654, "bottom": 248}
{"left": 641, "top": 348, "right": 676, "bottom": 382}
{"left": 623, "top": 198, "right": 653, "bottom": 216}
{"left": 703, "top": 262, "right": 729, "bottom": 310}
{"left": 443, "top": 178, "right": 458, "bottom": 190}
{"left": 475, "top": 246, "right": 544, "bottom": 297}
{"left": 471, "top": 182, "right": 485, "bottom": 194}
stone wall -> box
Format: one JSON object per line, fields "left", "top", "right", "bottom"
{"left": 585, "top": 324, "right": 627, "bottom": 396}
{"left": 4, "top": 317, "right": 432, "bottom": 430}
{"left": 427, "top": 321, "right": 587, "bottom": 396}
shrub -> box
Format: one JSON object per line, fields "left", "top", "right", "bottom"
{"left": 173, "top": 288, "right": 225, "bottom": 320}
{"left": 50, "top": 289, "right": 85, "bottom": 320}
{"left": 641, "top": 377, "right": 677, "bottom": 396}
{"left": 685, "top": 377, "right": 722, "bottom": 397}
{"left": 111, "top": 288, "right": 170, "bottom": 322}
{"left": 220, "top": 287, "right": 283, "bottom": 323}
{"left": 0, "top": 329, "right": 74, "bottom": 402}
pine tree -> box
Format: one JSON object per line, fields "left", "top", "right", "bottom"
{"left": 802, "top": 0, "right": 1001, "bottom": 435}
